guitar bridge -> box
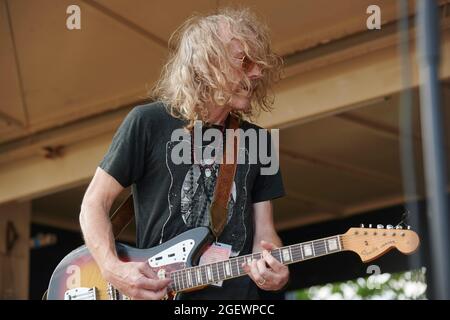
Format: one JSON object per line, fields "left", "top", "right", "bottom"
{"left": 64, "top": 287, "right": 97, "bottom": 300}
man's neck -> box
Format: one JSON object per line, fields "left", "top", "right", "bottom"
{"left": 205, "top": 104, "right": 232, "bottom": 126}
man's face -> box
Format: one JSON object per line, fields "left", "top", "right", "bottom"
{"left": 219, "top": 24, "right": 263, "bottom": 111}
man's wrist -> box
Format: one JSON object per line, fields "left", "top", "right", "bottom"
{"left": 100, "top": 255, "right": 121, "bottom": 277}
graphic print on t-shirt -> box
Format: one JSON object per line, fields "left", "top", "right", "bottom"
{"left": 180, "top": 159, "right": 237, "bottom": 227}
{"left": 164, "top": 138, "right": 249, "bottom": 256}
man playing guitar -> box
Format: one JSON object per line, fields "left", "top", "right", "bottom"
{"left": 79, "top": 8, "right": 289, "bottom": 300}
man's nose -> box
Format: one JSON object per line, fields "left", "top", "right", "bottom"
{"left": 247, "top": 63, "right": 262, "bottom": 80}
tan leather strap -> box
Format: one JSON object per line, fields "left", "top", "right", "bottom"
{"left": 209, "top": 115, "right": 240, "bottom": 238}
{"left": 111, "top": 193, "right": 134, "bottom": 239}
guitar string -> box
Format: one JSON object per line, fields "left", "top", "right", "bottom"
{"left": 156, "top": 229, "right": 419, "bottom": 292}
{"left": 169, "top": 234, "right": 410, "bottom": 277}
{"left": 170, "top": 232, "right": 411, "bottom": 279}
{"left": 168, "top": 234, "right": 415, "bottom": 291}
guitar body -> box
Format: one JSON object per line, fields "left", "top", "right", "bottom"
{"left": 47, "top": 227, "right": 213, "bottom": 300}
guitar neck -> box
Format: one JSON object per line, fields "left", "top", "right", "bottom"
{"left": 169, "top": 234, "right": 343, "bottom": 293}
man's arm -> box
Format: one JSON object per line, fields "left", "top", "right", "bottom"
{"left": 79, "top": 167, "right": 171, "bottom": 299}
{"left": 242, "top": 200, "right": 290, "bottom": 291}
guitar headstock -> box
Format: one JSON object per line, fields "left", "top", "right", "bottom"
{"left": 341, "top": 224, "right": 420, "bottom": 262}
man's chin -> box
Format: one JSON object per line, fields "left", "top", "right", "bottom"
{"left": 230, "top": 97, "right": 251, "bottom": 111}
{"left": 230, "top": 103, "right": 250, "bottom": 112}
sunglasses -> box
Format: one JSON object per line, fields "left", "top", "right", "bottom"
{"left": 236, "top": 55, "right": 257, "bottom": 73}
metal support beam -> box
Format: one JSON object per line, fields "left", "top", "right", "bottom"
{"left": 416, "top": 0, "right": 450, "bottom": 300}
{"left": 81, "top": 0, "right": 167, "bottom": 49}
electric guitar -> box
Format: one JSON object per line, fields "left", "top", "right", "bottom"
{"left": 46, "top": 224, "right": 420, "bottom": 300}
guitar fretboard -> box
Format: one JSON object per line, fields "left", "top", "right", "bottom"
{"left": 168, "top": 235, "right": 343, "bottom": 292}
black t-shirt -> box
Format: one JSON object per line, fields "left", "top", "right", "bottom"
{"left": 99, "top": 101, "right": 285, "bottom": 299}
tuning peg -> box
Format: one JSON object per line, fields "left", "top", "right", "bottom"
{"left": 395, "top": 225, "right": 403, "bottom": 229}
{"left": 368, "top": 224, "right": 372, "bottom": 228}
{"left": 407, "top": 225, "right": 411, "bottom": 230}
{"left": 386, "top": 225, "right": 394, "bottom": 229}
{"left": 360, "top": 224, "right": 365, "bottom": 228}
{"left": 377, "top": 224, "right": 384, "bottom": 229}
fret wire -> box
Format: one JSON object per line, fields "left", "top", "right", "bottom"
{"left": 170, "top": 235, "right": 343, "bottom": 292}
{"left": 232, "top": 257, "right": 239, "bottom": 276}
{"left": 169, "top": 272, "right": 176, "bottom": 291}
{"left": 222, "top": 261, "right": 227, "bottom": 279}
{"left": 194, "top": 267, "right": 199, "bottom": 286}
{"left": 229, "top": 259, "right": 234, "bottom": 277}
{"left": 200, "top": 265, "right": 206, "bottom": 284}
{"left": 210, "top": 263, "right": 216, "bottom": 283}
{"left": 190, "top": 268, "right": 196, "bottom": 287}
{"left": 173, "top": 271, "right": 179, "bottom": 291}
{"left": 186, "top": 268, "right": 191, "bottom": 287}
{"left": 214, "top": 262, "right": 220, "bottom": 283}
{"left": 181, "top": 269, "right": 187, "bottom": 290}
{"left": 177, "top": 271, "right": 181, "bottom": 291}
{"left": 186, "top": 267, "right": 193, "bottom": 287}
{"left": 173, "top": 270, "right": 179, "bottom": 291}
{"left": 202, "top": 265, "right": 209, "bottom": 284}
{"left": 218, "top": 261, "right": 225, "bottom": 280}
{"left": 197, "top": 266, "right": 203, "bottom": 285}
{"left": 224, "top": 260, "right": 229, "bottom": 278}
{"left": 211, "top": 264, "right": 216, "bottom": 283}
{"left": 183, "top": 268, "right": 189, "bottom": 289}
{"left": 238, "top": 256, "right": 244, "bottom": 275}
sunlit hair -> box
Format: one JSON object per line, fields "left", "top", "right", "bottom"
{"left": 151, "top": 8, "right": 283, "bottom": 129}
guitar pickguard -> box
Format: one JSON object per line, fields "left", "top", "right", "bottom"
{"left": 148, "top": 239, "right": 195, "bottom": 267}
{"left": 46, "top": 227, "right": 214, "bottom": 299}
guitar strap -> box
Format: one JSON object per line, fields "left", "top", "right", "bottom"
{"left": 111, "top": 115, "right": 240, "bottom": 240}
{"left": 209, "top": 114, "right": 239, "bottom": 238}
{"left": 110, "top": 193, "right": 134, "bottom": 238}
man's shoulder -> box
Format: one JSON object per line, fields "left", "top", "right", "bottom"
{"left": 130, "top": 101, "right": 170, "bottom": 120}
{"left": 125, "top": 101, "right": 184, "bottom": 127}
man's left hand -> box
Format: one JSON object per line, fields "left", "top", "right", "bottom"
{"left": 242, "top": 240, "right": 290, "bottom": 291}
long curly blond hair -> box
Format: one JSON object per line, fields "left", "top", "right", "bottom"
{"left": 151, "top": 8, "right": 283, "bottom": 129}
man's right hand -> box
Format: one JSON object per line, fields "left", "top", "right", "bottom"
{"left": 101, "top": 260, "right": 172, "bottom": 300}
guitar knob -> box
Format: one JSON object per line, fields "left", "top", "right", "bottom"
{"left": 360, "top": 224, "right": 365, "bottom": 228}
{"left": 395, "top": 225, "right": 403, "bottom": 229}
{"left": 387, "top": 225, "right": 394, "bottom": 229}
{"left": 377, "top": 224, "right": 384, "bottom": 229}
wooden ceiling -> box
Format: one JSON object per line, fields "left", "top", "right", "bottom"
{"left": 0, "top": 0, "right": 420, "bottom": 143}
